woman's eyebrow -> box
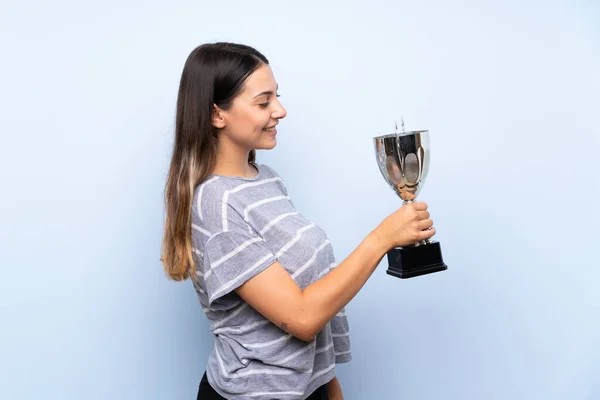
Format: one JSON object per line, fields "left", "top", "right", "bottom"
{"left": 253, "top": 84, "right": 279, "bottom": 99}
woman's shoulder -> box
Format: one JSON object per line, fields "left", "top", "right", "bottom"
{"left": 192, "top": 176, "right": 236, "bottom": 228}
{"left": 194, "top": 175, "right": 228, "bottom": 203}
{"left": 194, "top": 164, "right": 285, "bottom": 212}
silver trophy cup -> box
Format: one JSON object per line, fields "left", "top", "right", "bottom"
{"left": 373, "top": 129, "right": 447, "bottom": 279}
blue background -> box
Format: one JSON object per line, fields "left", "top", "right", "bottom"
{"left": 1, "top": 0, "right": 599, "bottom": 398}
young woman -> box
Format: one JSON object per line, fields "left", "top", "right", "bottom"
{"left": 161, "top": 42, "right": 436, "bottom": 400}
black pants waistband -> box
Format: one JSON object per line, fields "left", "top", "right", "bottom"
{"left": 197, "top": 372, "right": 329, "bottom": 399}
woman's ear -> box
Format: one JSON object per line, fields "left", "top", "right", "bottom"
{"left": 211, "top": 104, "right": 226, "bottom": 129}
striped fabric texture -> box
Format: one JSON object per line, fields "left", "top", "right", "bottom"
{"left": 190, "top": 163, "right": 352, "bottom": 400}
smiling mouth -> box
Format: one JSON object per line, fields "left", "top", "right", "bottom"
{"left": 263, "top": 126, "right": 277, "bottom": 132}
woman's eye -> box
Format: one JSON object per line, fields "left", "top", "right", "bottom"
{"left": 259, "top": 94, "right": 280, "bottom": 108}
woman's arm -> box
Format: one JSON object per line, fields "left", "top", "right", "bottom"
{"left": 236, "top": 230, "right": 386, "bottom": 341}
{"left": 235, "top": 202, "right": 434, "bottom": 341}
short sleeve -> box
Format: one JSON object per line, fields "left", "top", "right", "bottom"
{"left": 202, "top": 207, "right": 277, "bottom": 306}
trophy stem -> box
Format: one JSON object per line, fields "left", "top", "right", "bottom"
{"left": 402, "top": 199, "right": 431, "bottom": 247}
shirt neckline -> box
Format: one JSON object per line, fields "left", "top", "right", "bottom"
{"left": 209, "top": 162, "right": 262, "bottom": 181}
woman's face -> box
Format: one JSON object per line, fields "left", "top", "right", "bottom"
{"left": 213, "top": 64, "right": 287, "bottom": 152}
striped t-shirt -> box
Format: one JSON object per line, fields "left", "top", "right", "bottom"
{"left": 190, "top": 163, "right": 352, "bottom": 400}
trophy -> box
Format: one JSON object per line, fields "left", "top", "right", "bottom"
{"left": 373, "top": 121, "right": 448, "bottom": 279}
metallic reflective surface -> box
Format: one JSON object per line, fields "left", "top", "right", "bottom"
{"left": 373, "top": 130, "right": 431, "bottom": 202}
{"left": 374, "top": 129, "right": 432, "bottom": 247}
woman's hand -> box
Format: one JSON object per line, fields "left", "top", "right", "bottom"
{"left": 327, "top": 376, "right": 344, "bottom": 400}
{"left": 374, "top": 201, "right": 435, "bottom": 250}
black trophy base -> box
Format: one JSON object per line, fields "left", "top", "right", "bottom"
{"left": 386, "top": 241, "right": 448, "bottom": 279}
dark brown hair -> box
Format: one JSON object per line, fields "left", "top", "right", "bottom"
{"left": 161, "top": 42, "right": 268, "bottom": 281}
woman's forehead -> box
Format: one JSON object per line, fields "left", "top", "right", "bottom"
{"left": 242, "top": 65, "right": 277, "bottom": 95}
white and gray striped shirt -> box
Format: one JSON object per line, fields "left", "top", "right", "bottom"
{"left": 191, "top": 163, "right": 351, "bottom": 400}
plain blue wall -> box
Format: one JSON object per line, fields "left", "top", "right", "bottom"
{"left": 1, "top": 1, "right": 599, "bottom": 399}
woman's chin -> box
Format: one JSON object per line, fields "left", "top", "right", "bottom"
{"left": 259, "top": 137, "right": 277, "bottom": 150}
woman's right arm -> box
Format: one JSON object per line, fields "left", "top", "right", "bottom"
{"left": 235, "top": 201, "right": 436, "bottom": 342}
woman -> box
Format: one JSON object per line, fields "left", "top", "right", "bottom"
{"left": 161, "top": 42, "right": 436, "bottom": 400}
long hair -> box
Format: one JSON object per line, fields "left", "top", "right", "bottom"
{"left": 162, "top": 42, "right": 269, "bottom": 281}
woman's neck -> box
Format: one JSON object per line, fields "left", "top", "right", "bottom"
{"left": 213, "top": 139, "right": 257, "bottom": 178}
